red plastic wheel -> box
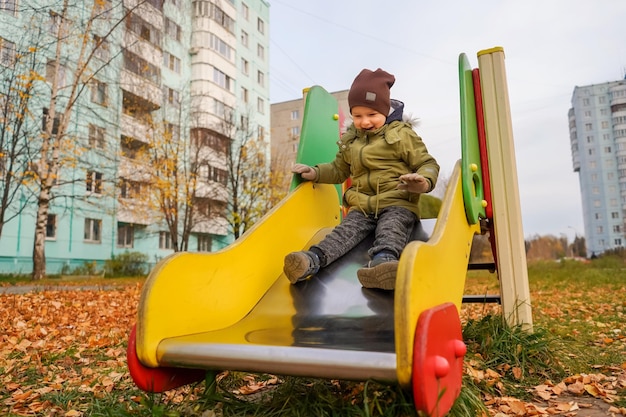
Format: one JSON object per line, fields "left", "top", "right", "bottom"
{"left": 126, "top": 324, "right": 206, "bottom": 393}
{"left": 412, "top": 303, "right": 466, "bottom": 416}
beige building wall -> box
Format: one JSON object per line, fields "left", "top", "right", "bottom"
{"left": 270, "top": 89, "right": 349, "bottom": 191}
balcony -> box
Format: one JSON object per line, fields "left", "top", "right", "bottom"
{"left": 117, "top": 201, "right": 154, "bottom": 226}
{"left": 121, "top": 113, "right": 152, "bottom": 145}
{"left": 120, "top": 70, "right": 162, "bottom": 110}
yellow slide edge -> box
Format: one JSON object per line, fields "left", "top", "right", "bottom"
{"left": 395, "top": 161, "right": 480, "bottom": 387}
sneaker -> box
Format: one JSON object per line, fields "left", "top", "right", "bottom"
{"left": 357, "top": 253, "right": 398, "bottom": 290}
{"left": 283, "top": 251, "right": 320, "bottom": 284}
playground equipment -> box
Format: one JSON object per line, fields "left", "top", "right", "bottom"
{"left": 127, "top": 47, "right": 532, "bottom": 416}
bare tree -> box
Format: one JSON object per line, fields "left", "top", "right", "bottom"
{"left": 219, "top": 110, "right": 275, "bottom": 240}
{"left": 0, "top": 0, "right": 136, "bottom": 279}
{"left": 0, "top": 39, "right": 42, "bottom": 238}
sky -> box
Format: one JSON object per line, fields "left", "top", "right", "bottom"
{"left": 267, "top": 0, "right": 626, "bottom": 241}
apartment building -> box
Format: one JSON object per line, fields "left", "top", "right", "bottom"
{"left": 0, "top": 0, "right": 270, "bottom": 274}
{"left": 569, "top": 79, "right": 626, "bottom": 255}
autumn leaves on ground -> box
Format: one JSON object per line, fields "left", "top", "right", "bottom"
{"left": 1, "top": 259, "right": 625, "bottom": 417}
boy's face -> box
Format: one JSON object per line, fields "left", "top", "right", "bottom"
{"left": 351, "top": 106, "right": 386, "bottom": 131}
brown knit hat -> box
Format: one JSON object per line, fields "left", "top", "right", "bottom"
{"left": 348, "top": 68, "right": 396, "bottom": 115}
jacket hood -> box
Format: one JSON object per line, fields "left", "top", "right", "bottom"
{"left": 386, "top": 99, "right": 404, "bottom": 123}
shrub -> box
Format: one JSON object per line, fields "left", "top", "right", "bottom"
{"left": 105, "top": 251, "right": 148, "bottom": 277}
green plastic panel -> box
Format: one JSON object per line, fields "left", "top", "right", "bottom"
{"left": 458, "top": 53, "right": 485, "bottom": 224}
{"left": 289, "top": 86, "right": 342, "bottom": 201}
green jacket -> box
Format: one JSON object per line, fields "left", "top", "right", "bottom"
{"left": 313, "top": 121, "right": 439, "bottom": 218}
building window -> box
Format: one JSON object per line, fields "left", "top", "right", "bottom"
{"left": 613, "top": 225, "right": 621, "bottom": 233}
{"left": 84, "top": 218, "right": 102, "bottom": 242}
{"left": 42, "top": 108, "right": 60, "bottom": 134}
{"left": 583, "top": 98, "right": 590, "bottom": 106}
{"left": 123, "top": 49, "right": 161, "bottom": 84}
{"left": 164, "top": 52, "right": 181, "bottom": 73}
{"left": 91, "top": 80, "right": 107, "bottom": 106}
{"left": 0, "top": 37, "right": 16, "bottom": 67}
{"left": 93, "top": 35, "right": 110, "bottom": 61}
{"left": 257, "top": 17, "right": 264, "bottom": 34}
{"left": 46, "top": 214, "right": 56, "bottom": 239}
{"left": 208, "top": 3, "right": 234, "bottom": 32}
{"left": 191, "top": 128, "right": 230, "bottom": 154}
{"left": 213, "top": 67, "right": 233, "bottom": 92}
{"left": 241, "top": 30, "right": 248, "bottom": 47}
{"left": 46, "top": 60, "right": 67, "bottom": 88}
{"left": 164, "top": 122, "right": 180, "bottom": 141}
{"left": 145, "top": 0, "right": 163, "bottom": 11}
{"left": 210, "top": 33, "right": 233, "bottom": 61}
{"left": 212, "top": 98, "right": 233, "bottom": 118}
{"left": 257, "top": 97, "right": 264, "bottom": 114}
{"left": 241, "top": 87, "right": 248, "bottom": 103}
{"left": 117, "top": 223, "right": 134, "bottom": 248}
{"left": 584, "top": 123, "right": 592, "bottom": 131}
{"left": 126, "top": 12, "right": 162, "bottom": 48}
{"left": 48, "top": 11, "right": 63, "bottom": 35}
{"left": 89, "top": 124, "right": 106, "bottom": 149}
{"left": 241, "top": 3, "right": 248, "bottom": 20}
{"left": 0, "top": 0, "right": 17, "bottom": 15}
{"left": 159, "top": 231, "right": 173, "bottom": 249}
{"left": 257, "top": 43, "right": 264, "bottom": 60}
{"left": 291, "top": 110, "right": 299, "bottom": 120}
{"left": 257, "top": 70, "right": 264, "bottom": 87}
{"left": 241, "top": 58, "right": 248, "bottom": 75}
{"left": 198, "top": 234, "right": 211, "bottom": 252}
{"left": 120, "top": 179, "right": 145, "bottom": 199}
{"left": 163, "top": 86, "right": 181, "bottom": 109}
{"left": 86, "top": 171, "right": 103, "bottom": 194}
{"left": 291, "top": 126, "right": 300, "bottom": 137}
{"left": 165, "top": 17, "right": 181, "bottom": 41}
{"left": 198, "top": 165, "right": 228, "bottom": 185}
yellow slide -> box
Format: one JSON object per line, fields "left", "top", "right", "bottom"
{"left": 130, "top": 48, "right": 529, "bottom": 417}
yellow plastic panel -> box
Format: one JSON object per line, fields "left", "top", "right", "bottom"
{"left": 477, "top": 48, "right": 533, "bottom": 330}
{"left": 394, "top": 161, "right": 480, "bottom": 387}
{"left": 136, "top": 182, "right": 340, "bottom": 367}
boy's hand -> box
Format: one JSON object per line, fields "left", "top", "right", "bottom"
{"left": 397, "top": 173, "right": 430, "bottom": 193}
{"left": 292, "top": 164, "right": 317, "bottom": 181}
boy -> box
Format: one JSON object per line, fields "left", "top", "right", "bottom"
{"left": 284, "top": 68, "right": 439, "bottom": 290}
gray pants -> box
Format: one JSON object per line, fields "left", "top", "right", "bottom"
{"left": 311, "top": 206, "right": 417, "bottom": 267}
